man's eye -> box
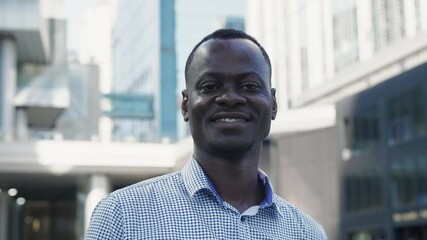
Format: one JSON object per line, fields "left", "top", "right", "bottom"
{"left": 200, "top": 84, "right": 220, "bottom": 92}
{"left": 241, "top": 83, "right": 261, "bottom": 91}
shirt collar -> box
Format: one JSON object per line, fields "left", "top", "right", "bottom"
{"left": 181, "top": 156, "right": 213, "bottom": 198}
{"left": 258, "top": 169, "right": 274, "bottom": 208}
{"left": 181, "top": 156, "right": 279, "bottom": 212}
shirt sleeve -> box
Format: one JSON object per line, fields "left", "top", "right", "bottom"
{"left": 302, "top": 214, "right": 329, "bottom": 240}
{"left": 84, "top": 195, "right": 124, "bottom": 240}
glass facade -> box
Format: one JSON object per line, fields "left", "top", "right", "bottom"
{"left": 112, "top": 1, "right": 160, "bottom": 142}
{"left": 338, "top": 62, "right": 427, "bottom": 239}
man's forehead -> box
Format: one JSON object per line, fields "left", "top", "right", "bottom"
{"left": 195, "top": 38, "right": 259, "bottom": 56}
{"left": 191, "top": 38, "right": 266, "bottom": 69}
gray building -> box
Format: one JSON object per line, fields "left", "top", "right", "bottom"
{"left": 247, "top": 0, "right": 427, "bottom": 239}
{"left": 0, "top": 1, "right": 103, "bottom": 239}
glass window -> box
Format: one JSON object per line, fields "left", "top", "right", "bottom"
{"left": 391, "top": 158, "right": 418, "bottom": 208}
{"left": 387, "top": 88, "right": 426, "bottom": 146}
{"left": 343, "top": 106, "right": 380, "bottom": 157}
{"left": 402, "top": 159, "right": 417, "bottom": 205}
{"left": 345, "top": 177, "right": 354, "bottom": 212}
{"left": 413, "top": 89, "right": 426, "bottom": 136}
{"left": 344, "top": 169, "right": 383, "bottom": 214}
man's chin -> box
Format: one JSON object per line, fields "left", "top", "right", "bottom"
{"left": 208, "top": 141, "right": 253, "bottom": 156}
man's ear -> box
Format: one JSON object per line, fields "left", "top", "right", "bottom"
{"left": 271, "top": 88, "right": 278, "bottom": 120}
{"left": 181, "top": 90, "right": 189, "bottom": 122}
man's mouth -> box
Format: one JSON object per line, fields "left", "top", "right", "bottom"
{"left": 211, "top": 112, "right": 251, "bottom": 123}
{"left": 215, "top": 118, "right": 247, "bottom": 123}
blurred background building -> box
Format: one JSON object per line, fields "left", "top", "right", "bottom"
{"left": 247, "top": 0, "right": 427, "bottom": 239}
{"left": 0, "top": 0, "right": 243, "bottom": 239}
{"left": 1, "top": 0, "right": 427, "bottom": 239}
{"left": 105, "top": 0, "right": 245, "bottom": 143}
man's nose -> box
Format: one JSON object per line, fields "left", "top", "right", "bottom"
{"left": 215, "top": 87, "right": 247, "bottom": 106}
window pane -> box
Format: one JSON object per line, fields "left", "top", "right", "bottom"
{"left": 387, "top": 88, "right": 426, "bottom": 146}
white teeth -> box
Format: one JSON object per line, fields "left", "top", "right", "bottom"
{"left": 216, "top": 118, "right": 245, "bottom": 123}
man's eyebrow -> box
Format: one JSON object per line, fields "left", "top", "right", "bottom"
{"left": 194, "top": 71, "right": 266, "bottom": 88}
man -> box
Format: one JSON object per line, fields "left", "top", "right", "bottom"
{"left": 85, "top": 29, "right": 328, "bottom": 239}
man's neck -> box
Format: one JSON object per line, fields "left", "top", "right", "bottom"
{"left": 193, "top": 148, "right": 264, "bottom": 213}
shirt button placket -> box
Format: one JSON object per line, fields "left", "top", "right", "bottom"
{"left": 238, "top": 216, "right": 251, "bottom": 239}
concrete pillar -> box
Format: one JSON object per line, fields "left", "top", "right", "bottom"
{"left": 322, "top": 0, "right": 335, "bottom": 80}
{"left": 15, "top": 108, "right": 29, "bottom": 141}
{"left": 84, "top": 174, "right": 111, "bottom": 231}
{"left": 306, "top": 0, "right": 323, "bottom": 88}
{"left": 9, "top": 202, "right": 20, "bottom": 240}
{"left": 287, "top": 0, "right": 303, "bottom": 100}
{"left": 357, "top": 0, "right": 375, "bottom": 61}
{"left": 99, "top": 116, "right": 112, "bottom": 142}
{"left": 420, "top": 0, "right": 427, "bottom": 31}
{"left": 0, "top": 192, "right": 10, "bottom": 240}
{"left": 0, "top": 37, "right": 17, "bottom": 142}
{"left": 403, "top": 0, "right": 417, "bottom": 37}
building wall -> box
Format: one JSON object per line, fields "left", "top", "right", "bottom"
{"left": 246, "top": 0, "right": 427, "bottom": 109}
{"left": 247, "top": 2, "right": 427, "bottom": 239}
{"left": 246, "top": 0, "right": 334, "bottom": 109}
{"left": 265, "top": 127, "right": 340, "bottom": 240}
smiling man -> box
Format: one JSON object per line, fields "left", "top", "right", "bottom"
{"left": 85, "top": 29, "right": 328, "bottom": 239}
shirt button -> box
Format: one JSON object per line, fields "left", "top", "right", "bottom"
{"left": 240, "top": 216, "right": 246, "bottom": 222}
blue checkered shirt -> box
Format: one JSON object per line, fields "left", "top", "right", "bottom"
{"left": 85, "top": 157, "right": 328, "bottom": 239}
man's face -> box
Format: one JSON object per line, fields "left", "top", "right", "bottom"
{"left": 182, "top": 38, "right": 277, "bottom": 154}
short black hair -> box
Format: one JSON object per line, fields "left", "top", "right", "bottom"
{"left": 184, "top": 29, "right": 272, "bottom": 82}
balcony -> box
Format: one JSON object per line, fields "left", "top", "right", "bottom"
{"left": 0, "top": 0, "right": 49, "bottom": 63}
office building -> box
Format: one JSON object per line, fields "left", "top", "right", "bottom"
{"left": 247, "top": 0, "right": 427, "bottom": 239}
{"left": 0, "top": 1, "right": 245, "bottom": 239}
{"left": 338, "top": 64, "right": 427, "bottom": 240}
